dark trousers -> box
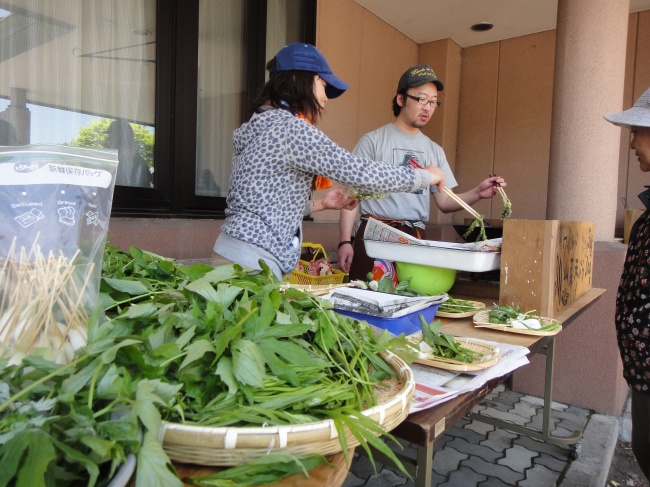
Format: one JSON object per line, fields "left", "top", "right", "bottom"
{"left": 348, "top": 219, "right": 426, "bottom": 281}
{"left": 632, "top": 389, "right": 650, "bottom": 481}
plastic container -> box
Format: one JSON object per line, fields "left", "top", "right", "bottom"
{"left": 364, "top": 239, "right": 501, "bottom": 272}
{"left": 335, "top": 303, "right": 440, "bottom": 335}
{"left": 395, "top": 262, "right": 457, "bottom": 295}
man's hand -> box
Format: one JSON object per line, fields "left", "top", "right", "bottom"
{"left": 338, "top": 244, "right": 354, "bottom": 273}
{"left": 476, "top": 176, "right": 507, "bottom": 199}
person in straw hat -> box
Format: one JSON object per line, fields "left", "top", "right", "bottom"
{"left": 605, "top": 86, "right": 650, "bottom": 481}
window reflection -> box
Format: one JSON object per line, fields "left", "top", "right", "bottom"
{"left": 0, "top": 0, "right": 156, "bottom": 187}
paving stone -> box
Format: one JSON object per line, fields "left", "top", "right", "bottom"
{"left": 497, "top": 444, "right": 538, "bottom": 473}
{"left": 514, "top": 435, "right": 570, "bottom": 460}
{"left": 445, "top": 437, "right": 503, "bottom": 462}
{"left": 554, "top": 407, "right": 590, "bottom": 423}
{"left": 461, "top": 456, "right": 525, "bottom": 484}
{"left": 465, "top": 419, "right": 495, "bottom": 436}
{"left": 362, "top": 468, "right": 409, "bottom": 487}
{"left": 475, "top": 407, "right": 529, "bottom": 426}
{"left": 432, "top": 435, "right": 453, "bottom": 452}
{"left": 431, "top": 446, "right": 468, "bottom": 476}
{"left": 481, "top": 427, "right": 518, "bottom": 452}
{"left": 341, "top": 472, "right": 365, "bottom": 487}
{"left": 494, "top": 389, "right": 524, "bottom": 408}
{"left": 440, "top": 466, "right": 487, "bottom": 487}
{"left": 511, "top": 400, "right": 539, "bottom": 421}
{"left": 347, "top": 452, "right": 379, "bottom": 480}
{"left": 477, "top": 477, "right": 514, "bottom": 487}
{"left": 565, "top": 405, "right": 591, "bottom": 419}
{"left": 523, "top": 394, "right": 567, "bottom": 411}
{"left": 519, "top": 463, "right": 562, "bottom": 486}
{"left": 534, "top": 451, "right": 568, "bottom": 472}
{"left": 444, "top": 424, "right": 488, "bottom": 444}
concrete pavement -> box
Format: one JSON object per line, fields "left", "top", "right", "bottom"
{"left": 344, "top": 384, "right": 620, "bottom": 487}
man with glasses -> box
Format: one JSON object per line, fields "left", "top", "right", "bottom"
{"left": 338, "top": 64, "right": 506, "bottom": 280}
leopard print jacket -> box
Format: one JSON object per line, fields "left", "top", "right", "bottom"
{"left": 220, "top": 108, "right": 428, "bottom": 273}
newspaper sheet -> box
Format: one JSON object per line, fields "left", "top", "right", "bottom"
{"left": 408, "top": 338, "right": 529, "bottom": 413}
{"left": 363, "top": 217, "right": 501, "bottom": 252}
{"left": 324, "top": 287, "right": 446, "bottom": 318}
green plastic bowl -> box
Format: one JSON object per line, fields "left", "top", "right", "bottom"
{"left": 395, "top": 262, "right": 457, "bottom": 295}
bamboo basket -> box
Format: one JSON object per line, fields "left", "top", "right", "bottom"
{"left": 159, "top": 351, "right": 414, "bottom": 466}
{"left": 411, "top": 336, "right": 502, "bottom": 371}
{"left": 283, "top": 243, "right": 346, "bottom": 286}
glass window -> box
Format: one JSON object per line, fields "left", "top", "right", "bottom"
{"left": 195, "top": 0, "right": 246, "bottom": 198}
{"left": 195, "top": 0, "right": 308, "bottom": 198}
{"left": 0, "top": 1, "right": 156, "bottom": 188}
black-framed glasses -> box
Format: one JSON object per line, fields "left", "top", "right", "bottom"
{"left": 405, "top": 94, "right": 441, "bottom": 108}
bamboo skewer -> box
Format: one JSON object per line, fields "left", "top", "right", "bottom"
{"left": 442, "top": 187, "right": 483, "bottom": 220}
{"left": 0, "top": 236, "right": 92, "bottom": 363}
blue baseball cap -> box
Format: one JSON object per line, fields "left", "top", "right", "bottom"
{"left": 272, "top": 43, "right": 349, "bottom": 99}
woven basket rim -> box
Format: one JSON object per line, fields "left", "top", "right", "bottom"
{"left": 160, "top": 350, "right": 414, "bottom": 448}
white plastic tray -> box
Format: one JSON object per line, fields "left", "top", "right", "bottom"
{"left": 364, "top": 240, "right": 501, "bottom": 272}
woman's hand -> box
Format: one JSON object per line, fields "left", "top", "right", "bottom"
{"left": 425, "top": 165, "right": 446, "bottom": 192}
{"left": 312, "top": 188, "right": 360, "bottom": 212}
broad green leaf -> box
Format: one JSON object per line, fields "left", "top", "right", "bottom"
{"left": 102, "top": 277, "right": 150, "bottom": 295}
{"left": 213, "top": 324, "right": 242, "bottom": 360}
{"left": 175, "top": 325, "right": 197, "bottom": 350}
{"left": 214, "top": 283, "right": 244, "bottom": 307}
{"left": 100, "top": 339, "right": 142, "bottom": 364}
{"left": 231, "top": 338, "right": 265, "bottom": 388}
{"left": 185, "top": 278, "right": 220, "bottom": 302}
{"left": 122, "top": 302, "right": 157, "bottom": 319}
{"left": 50, "top": 436, "right": 101, "bottom": 487}
{"left": 215, "top": 357, "right": 238, "bottom": 396}
{"left": 258, "top": 339, "right": 327, "bottom": 369}
{"left": 178, "top": 339, "right": 214, "bottom": 371}
{"left": 61, "top": 359, "right": 102, "bottom": 396}
{"left": 0, "top": 429, "right": 56, "bottom": 487}
{"left": 135, "top": 434, "right": 183, "bottom": 487}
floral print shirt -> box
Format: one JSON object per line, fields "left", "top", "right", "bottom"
{"left": 615, "top": 209, "right": 650, "bottom": 392}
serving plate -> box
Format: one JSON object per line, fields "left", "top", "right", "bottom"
{"left": 409, "top": 335, "right": 501, "bottom": 371}
{"left": 436, "top": 300, "right": 486, "bottom": 319}
{"left": 472, "top": 310, "right": 562, "bottom": 336}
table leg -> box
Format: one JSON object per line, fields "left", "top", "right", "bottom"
{"left": 415, "top": 443, "right": 434, "bottom": 487}
{"left": 469, "top": 337, "right": 582, "bottom": 447}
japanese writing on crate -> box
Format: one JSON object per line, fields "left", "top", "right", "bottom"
{"left": 554, "top": 224, "right": 594, "bottom": 308}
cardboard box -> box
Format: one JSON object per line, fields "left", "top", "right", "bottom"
{"left": 499, "top": 220, "right": 594, "bottom": 318}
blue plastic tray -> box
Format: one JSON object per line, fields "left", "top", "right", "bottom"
{"left": 335, "top": 303, "right": 440, "bottom": 335}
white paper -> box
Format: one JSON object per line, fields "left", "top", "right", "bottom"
{"left": 408, "top": 338, "right": 530, "bottom": 413}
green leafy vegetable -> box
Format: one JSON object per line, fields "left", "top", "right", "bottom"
{"left": 488, "top": 303, "right": 561, "bottom": 332}
{"left": 437, "top": 296, "right": 482, "bottom": 314}
{"left": 419, "top": 316, "right": 481, "bottom": 364}
{"left": 463, "top": 216, "right": 487, "bottom": 242}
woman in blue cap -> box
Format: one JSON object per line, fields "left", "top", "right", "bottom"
{"left": 213, "top": 43, "right": 445, "bottom": 279}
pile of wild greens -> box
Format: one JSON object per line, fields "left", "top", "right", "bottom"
{"left": 0, "top": 246, "right": 413, "bottom": 486}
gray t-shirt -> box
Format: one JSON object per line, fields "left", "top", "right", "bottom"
{"left": 353, "top": 123, "right": 457, "bottom": 226}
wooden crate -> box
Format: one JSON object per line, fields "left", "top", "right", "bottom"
{"left": 498, "top": 219, "right": 594, "bottom": 318}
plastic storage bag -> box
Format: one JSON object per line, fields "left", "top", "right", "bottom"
{"left": 0, "top": 145, "right": 118, "bottom": 363}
